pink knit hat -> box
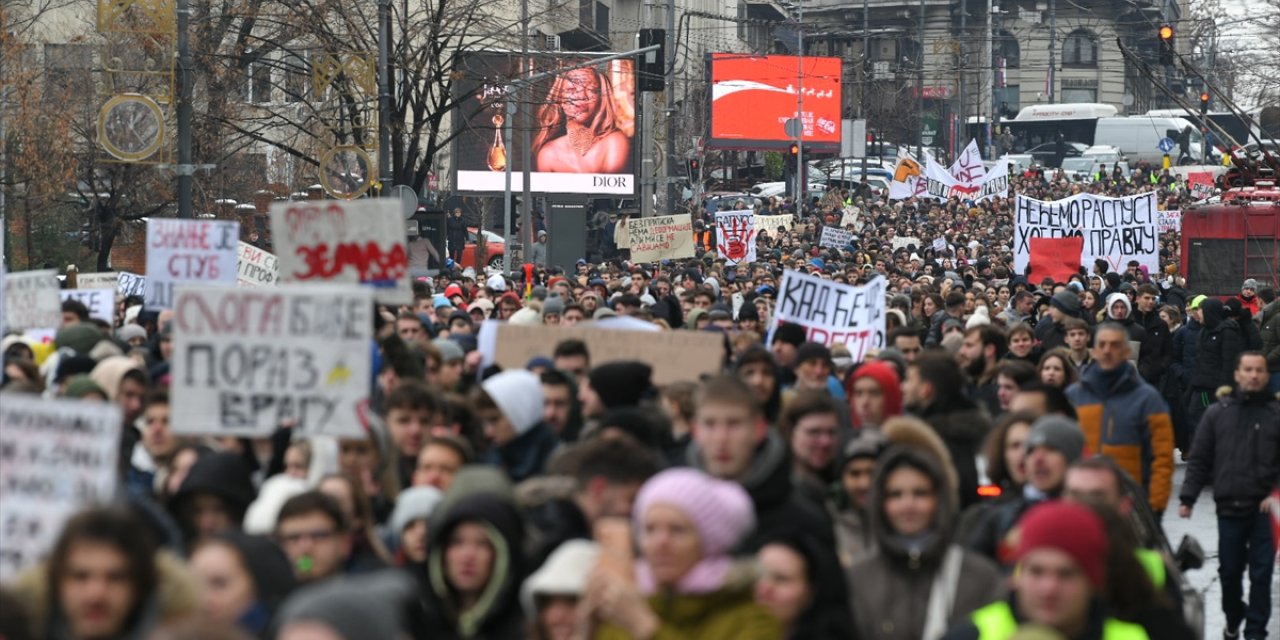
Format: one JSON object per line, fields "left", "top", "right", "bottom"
{"left": 633, "top": 468, "right": 755, "bottom": 557}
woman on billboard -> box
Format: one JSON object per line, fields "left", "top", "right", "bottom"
{"left": 532, "top": 65, "right": 632, "bottom": 174}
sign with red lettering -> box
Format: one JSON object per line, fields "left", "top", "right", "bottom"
{"left": 767, "top": 269, "right": 886, "bottom": 361}
{"left": 627, "top": 214, "right": 694, "bottom": 262}
{"left": 145, "top": 219, "right": 240, "bottom": 309}
{"left": 1028, "top": 236, "right": 1084, "bottom": 284}
{"left": 170, "top": 284, "right": 373, "bottom": 437}
{"left": 269, "top": 200, "right": 410, "bottom": 304}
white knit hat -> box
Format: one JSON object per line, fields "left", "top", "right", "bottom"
{"left": 243, "top": 474, "right": 310, "bottom": 535}
{"left": 480, "top": 369, "right": 545, "bottom": 435}
{"left": 520, "top": 540, "right": 600, "bottom": 616}
{"left": 486, "top": 273, "right": 507, "bottom": 291}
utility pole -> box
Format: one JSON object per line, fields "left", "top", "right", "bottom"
{"left": 1047, "top": 0, "right": 1056, "bottom": 103}
{"left": 794, "top": 0, "right": 804, "bottom": 205}
{"left": 519, "top": 0, "right": 533, "bottom": 266}
{"left": 861, "top": 0, "right": 869, "bottom": 184}
{"left": 639, "top": 4, "right": 655, "bottom": 218}
{"left": 176, "top": 0, "right": 193, "bottom": 218}
{"left": 958, "top": 0, "right": 966, "bottom": 158}
{"left": 664, "top": 0, "right": 677, "bottom": 214}
{"left": 377, "top": 0, "right": 393, "bottom": 190}
{"left": 987, "top": 0, "right": 995, "bottom": 151}
{"left": 917, "top": 0, "right": 925, "bottom": 158}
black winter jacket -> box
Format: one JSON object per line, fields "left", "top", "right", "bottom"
{"left": 1169, "top": 319, "right": 1201, "bottom": 385}
{"left": 1180, "top": 389, "right": 1280, "bottom": 516}
{"left": 1190, "top": 299, "right": 1244, "bottom": 390}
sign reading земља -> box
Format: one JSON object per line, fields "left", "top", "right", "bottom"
{"left": 270, "top": 199, "right": 410, "bottom": 305}
{"left": 1013, "top": 192, "right": 1158, "bottom": 275}
{"left": 171, "top": 285, "right": 373, "bottom": 438}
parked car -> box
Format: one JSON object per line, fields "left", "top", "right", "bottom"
{"left": 460, "top": 227, "right": 505, "bottom": 269}
{"left": 1024, "top": 141, "right": 1089, "bottom": 167}
{"left": 703, "top": 192, "right": 764, "bottom": 212}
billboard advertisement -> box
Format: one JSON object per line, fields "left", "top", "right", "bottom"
{"left": 453, "top": 52, "right": 637, "bottom": 195}
{"left": 708, "top": 54, "right": 843, "bottom": 152}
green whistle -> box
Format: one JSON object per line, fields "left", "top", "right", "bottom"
{"left": 297, "top": 555, "right": 314, "bottom": 573}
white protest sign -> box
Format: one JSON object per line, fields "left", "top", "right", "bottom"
{"left": 752, "top": 214, "right": 793, "bottom": 238}
{"left": 1013, "top": 192, "right": 1159, "bottom": 275}
{"left": 932, "top": 237, "right": 948, "bottom": 252}
{"left": 819, "top": 226, "right": 853, "bottom": 249}
{"left": 237, "top": 242, "right": 280, "bottom": 287}
{"left": 60, "top": 289, "right": 115, "bottom": 324}
{"left": 0, "top": 394, "right": 121, "bottom": 582}
{"left": 270, "top": 199, "right": 410, "bottom": 305}
{"left": 171, "top": 284, "right": 373, "bottom": 437}
{"left": 923, "top": 154, "right": 1008, "bottom": 202}
{"left": 75, "top": 272, "right": 120, "bottom": 290}
{"left": 715, "top": 211, "right": 757, "bottom": 265}
{"left": 889, "top": 150, "right": 928, "bottom": 200}
{"left": 628, "top": 214, "right": 695, "bottom": 262}
{"left": 119, "top": 271, "right": 148, "bottom": 298}
{"left": 1158, "top": 210, "right": 1181, "bottom": 233}
{"left": 840, "top": 207, "right": 861, "bottom": 228}
{"left": 949, "top": 139, "right": 987, "bottom": 183}
{"left": 145, "top": 219, "right": 239, "bottom": 308}
{"left": 4, "top": 270, "right": 61, "bottom": 332}
{"left": 768, "top": 271, "right": 887, "bottom": 361}
{"left": 892, "top": 236, "right": 921, "bottom": 251}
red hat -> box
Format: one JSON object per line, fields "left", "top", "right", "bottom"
{"left": 847, "top": 361, "right": 903, "bottom": 429}
{"left": 444, "top": 283, "right": 466, "bottom": 301}
{"left": 1015, "top": 501, "right": 1108, "bottom": 588}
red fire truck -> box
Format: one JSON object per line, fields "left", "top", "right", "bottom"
{"left": 1180, "top": 181, "right": 1280, "bottom": 297}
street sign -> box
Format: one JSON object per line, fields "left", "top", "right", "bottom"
{"left": 1157, "top": 137, "right": 1175, "bottom": 153}
{"left": 784, "top": 118, "right": 801, "bottom": 139}
{"left": 392, "top": 185, "right": 419, "bottom": 219}
{"left": 841, "top": 119, "right": 867, "bottom": 158}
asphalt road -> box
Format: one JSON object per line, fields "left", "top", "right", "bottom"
{"left": 1164, "top": 462, "right": 1280, "bottom": 639}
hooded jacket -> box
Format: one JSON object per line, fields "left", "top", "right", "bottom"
{"left": 1179, "top": 387, "right": 1280, "bottom": 516}
{"left": 1104, "top": 293, "right": 1149, "bottom": 350}
{"left": 848, "top": 433, "right": 1003, "bottom": 640}
{"left": 1169, "top": 318, "right": 1202, "bottom": 386}
{"left": 10, "top": 551, "right": 200, "bottom": 639}
{"left": 424, "top": 491, "right": 525, "bottom": 639}
{"left": 213, "top": 531, "right": 297, "bottom": 637}
{"left": 168, "top": 452, "right": 257, "bottom": 544}
{"left": 1190, "top": 298, "right": 1244, "bottom": 390}
{"left": 1065, "top": 361, "right": 1175, "bottom": 512}
{"left": 686, "top": 431, "right": 833, "bottom": 553}
{"left": 1130, "top": 304, "right": 1173, "bottom": 385}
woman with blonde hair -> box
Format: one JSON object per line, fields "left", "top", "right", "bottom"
{"left": 532, "top": 65, "right": 631, "bottom": 174}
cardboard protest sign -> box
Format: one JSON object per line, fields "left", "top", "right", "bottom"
{"left": 270, "top": 199, "right": 410, "bottom": 305}
{"left": 819, "top": 226, "right": 853, "bottom": 249}
{"left": 752, "top": 214, "right": 793, "bottom": 238}
{"left": 1158, "top": 210, "right": 1181, "bottom": 233}
{"left": 840, "top": 208, "right": 860, "bottom": 228}
{"left": 1028, "top": 236, "right": 1085, "bottom": 284}
{"left": 628, "top": 214, "right": 695, "bottom": 262}
{"left": 488, "top": 323, "right": 723, "bottom": 386}
{"left": 768, "top": 270, "right": 886, "bottom": 362}
{"left": 0, "top": 394, "right": 121, "bottom": 582}
{"left": 171, "top": 285, "right": 373, "bottom": 438}
{"left": 145, "top": 219, "right": 239, "bottom": 308}
{"left": 4, "top": 270, "right": 61, "bottom": 332}
{"left": 1014, "top": 192, "right": 1159, "bottom": 276}
{"left": 237, "top": 242, "right": 280, "bottom": 287}
{"left": 75, "top": 272, "right": 120, "bottom": 290}
{"left": 118, "top": 271, "right": 148, "bottom": 298}
{"left": 715, "top": 211, "right": 757, "bottom": 265}
{"left": 60, "top": 289, "right": 115, "bottom": 324}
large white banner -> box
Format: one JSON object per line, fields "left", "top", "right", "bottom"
{"left": 4, "top": 270, "right": 61, "bottom": 332}
{"left": 768, "top": 270, "right": 886, "bottom": 362}
{"left": 145, "top": 219, "right": 240, "bottom": 308}
{"left": 171, "top": 284, "right": 373, "bottom": 438}
{"left": 270, "top": 199, "right": 410, "bottom": 305}
{"left": 715, "top": 211, "right": 757, "bottom": 265}
{"left": 923, "top": 154, "right": 1009, "bottom": 202}
{"left": 0, "top": 394, "right": 121, "bottom": 582}
{"left": 949, "top": 139, "right": 987, "bottom": 183}
{"left": 888, "top": 150, "right": 928, "bottom": 200}
{"left": 1014, "top": 192, "right": 1160, "bottom": 275}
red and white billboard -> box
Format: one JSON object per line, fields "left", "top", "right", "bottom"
{"left": 708, "top": 54, "right": 842, "bottom": 152}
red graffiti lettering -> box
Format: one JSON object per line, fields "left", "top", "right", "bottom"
{"left": 292, "top": 242, "right": 407, "bottom": 286}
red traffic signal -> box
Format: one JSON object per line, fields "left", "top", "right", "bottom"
{"left": 1199, "top": 91, "right": 1210, "bottom": 114}
{"left": 788, "top": 144, "right": 800, "bottom": 155}
{"left": 1158, "top": 25, "right": 1174, "bottom": 40}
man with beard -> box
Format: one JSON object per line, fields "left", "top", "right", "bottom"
{"left": 903, "top": 353, "right": 991, "bottom": 509}
{"left": 959, "top": 325, "right": 1007, "bottom": 417}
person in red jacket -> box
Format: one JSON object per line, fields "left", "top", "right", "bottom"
{"left": 1237, "top": 279, "right": 1263, "bottom": 317}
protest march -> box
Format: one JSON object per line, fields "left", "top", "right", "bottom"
{"left": 2, "top": 147, "right": 1278, "bottom": 640}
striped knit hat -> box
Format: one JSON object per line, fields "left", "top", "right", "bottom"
{"left": 632, "top": 468, "right": 754, "bottom": 556}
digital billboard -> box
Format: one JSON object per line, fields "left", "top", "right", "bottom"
{"left": 453, "top": 52, "right": 637, "bottom": 195}
{"left": 708, "top": 54, "right": 843, "bottom": 152}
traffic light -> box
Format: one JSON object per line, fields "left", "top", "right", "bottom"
{"left": 1199, "top": 91, "right": 1210, "bottom": 115}
{"left": 685, "top": 158, "right": 700, "bottom": 181}
{"left": 867, "top": 133, "right": 877, "bottom": 156}
{"left": 1158, "top": 25, "right": 1175, "bottom": 65}
{"left": 785, "top": 143, "right": 800, "bottom": 174}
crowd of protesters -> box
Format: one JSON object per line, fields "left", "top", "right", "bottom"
{"left": 1, "top": 159, "right": 1278, "bottom": 640}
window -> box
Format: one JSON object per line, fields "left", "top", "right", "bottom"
{"left": 285, "top": 52, "right": 308, "bottom": 103}
{"left": 737, "top": 2, "right": 747, "bottom": 41}
{"left": 234, "top": 50, "right": 273, "bottom": 103}
{"left": 1061, "top": 88, "right": 1097, "bottom": 102}
{"left": 995, "top": 86, "right": 1020, "bottom": 117}
{"left": 994, "top": 30, "right": 1020, "bottom": 68}
{"left": 44, "top": 44, "right": 94, "bottom": 102}
{"left": 1063, "top": 29, "right": 1097, "bottom": 67}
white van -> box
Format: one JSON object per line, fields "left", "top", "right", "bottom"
{"left": 1094, "top": 117, "right": 1206, "bottom": 164}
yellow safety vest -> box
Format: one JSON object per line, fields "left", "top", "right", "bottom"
{"left": 970, "top": 601, "right": 1148, "bottom": 640}
{"left": 1135, "top": 548, "right": 1166, "bottom": 590}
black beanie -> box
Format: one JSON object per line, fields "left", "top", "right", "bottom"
{"left": 588, "top": 361, "right": 655, "bottom": 409}
{"left": 773, "top": 323, "right": 807, "bottom": 347}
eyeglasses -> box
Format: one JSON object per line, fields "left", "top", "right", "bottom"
{"left": 279, "top": 529, "right": 338, "bottom": 545}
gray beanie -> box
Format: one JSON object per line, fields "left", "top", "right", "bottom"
{"left": 432, "top": 338, "right": 464, "bottom": 363}
{"left": 542, "top": 294, "right": 566, "bottom": 318}
{"left": 276, "top": 571, "right": 417, "bottom": 639}
{"left": 116, "top": 324, "right": 148, "bottom": 343}
{"left": 1025, "top": 415, "right": 1085, "bottom": 462}
{"left": 1050, "top": 290, "right": 1081, "bottom": 317}
{"left": 390, "top": 486, "right": 444, "bottom": 534}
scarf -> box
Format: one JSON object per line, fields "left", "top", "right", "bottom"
{"left": 635, "top": 555, "right": 734, "bottom": 595}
